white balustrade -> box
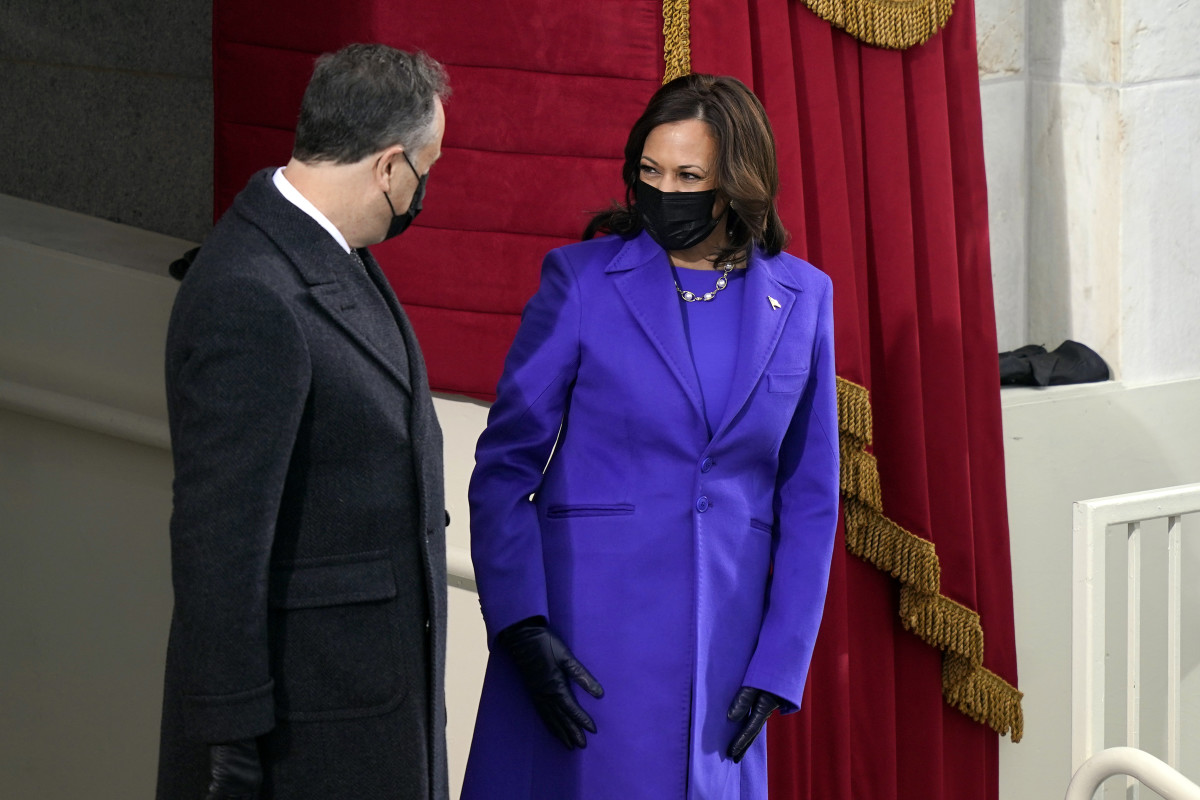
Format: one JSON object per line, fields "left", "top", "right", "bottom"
{"left": 1073, "top": 484, "right": 1200, "bottom": 797}
{"left": 1065, "top": 747, "right": 1200, "bottom": 800}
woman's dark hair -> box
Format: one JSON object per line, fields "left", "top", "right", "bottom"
{"left": 583, "top": 73, "right": 787, "bottom": 263}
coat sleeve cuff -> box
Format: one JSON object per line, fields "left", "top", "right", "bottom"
{"left": 741, "top": 667, "right": 805, "bottom": 715}
{"left": 183, "top": 679, "right": 276, "bottom": 743}
{"left": 480, "top": 597, "right": 550, "bottom": 650}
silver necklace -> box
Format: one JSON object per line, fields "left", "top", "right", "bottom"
{"left": 675, "top": 262, "right": 735, "bottom": 302}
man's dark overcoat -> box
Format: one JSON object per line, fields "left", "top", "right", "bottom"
{"left": 156, "top": 170, "right": 447, "bottom": 800}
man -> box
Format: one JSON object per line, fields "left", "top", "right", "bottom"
{"left": 156, "top": 44, "right": 450, "bottom": 800}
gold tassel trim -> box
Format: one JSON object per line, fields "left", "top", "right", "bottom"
{"left": 662, "top": 0, "right": 691, "bottom": 83}
{"left": 836, "top": 377, "right": 1023, "bottom": 741}
{"left": 803, "top": 0, "right": 955, "bottom": 50}
{"left": 844, "top": 502, "right": 940, "bottom": 594}
{"left": 944, "top": 653, "right": 1025, "bottom": 741}
{"left": 840, "top": 442, "right": 883, "bottom": 511}
{"left": 899, "top": 586, "right": 983, "bottom": 666}
{"left": 837, "top": 377, "right": 873, "bottom": 446}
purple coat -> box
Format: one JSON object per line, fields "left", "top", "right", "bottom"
{"left": 463, "top": 231, "right": 839, "bottom": 800}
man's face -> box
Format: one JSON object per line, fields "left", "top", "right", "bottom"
{"left": 369, "top": 98, "right": 446, "bottom": 245}
{"left": 412, "top": 98, "right": 446, "bottom": 185}
{"left": 393, "top": 98, "right": 445, "bottom": 215}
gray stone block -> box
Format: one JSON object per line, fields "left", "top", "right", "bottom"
{"left": 0, "top": 61, "right": 213, "bottom": 241}
{"left": 0, "top": 0, "right": 210, "bottom": 78}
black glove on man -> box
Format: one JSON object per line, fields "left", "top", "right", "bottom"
{"left": 204, "top": 738, "right": 262, "bottom": 800}
{"left": 497, "top": 616, "right": 604, "bottom": 750}
{"left": 726, "top": 685, "right": 784, "bottom": 763}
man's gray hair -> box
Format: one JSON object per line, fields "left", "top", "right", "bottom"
{"left": 292, "top": 43, "right": 450, "bottom": 164}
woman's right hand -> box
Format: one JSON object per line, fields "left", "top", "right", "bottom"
{"left": 497, "top": 617, "right": 604, "bottom": 749}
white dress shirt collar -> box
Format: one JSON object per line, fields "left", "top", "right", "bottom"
{"left": 272, "top": 167, "right": 352, "bottom": 254}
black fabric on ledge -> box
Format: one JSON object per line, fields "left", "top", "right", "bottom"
{"left": 999, "top": 340, "right": 1110, "bottom": 387}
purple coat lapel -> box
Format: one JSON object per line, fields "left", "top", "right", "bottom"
{"left": 712, "top": 253, "right": 802, "bottom": 441}
{"left": 606, "top": 232, "right": 805, "bottom": 442}
{"left": 606, "top": 233, "right": 706, "bottom": 420}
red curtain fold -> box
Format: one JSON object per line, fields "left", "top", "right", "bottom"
{"left": 689, "top": 3, "right": 1018, "bottom": 799}
{"left": 212, "top": 1, "right": 1018, "bottom": 796}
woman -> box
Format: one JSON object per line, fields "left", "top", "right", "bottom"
{"left": 462, "top": 74, "right": 839, "bottom": 799}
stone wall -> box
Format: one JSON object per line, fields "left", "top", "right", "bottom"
{"left": 0, "top": 0, "right": 212, "bottom": 242}
{"left": 978, "top": 0, "right": 1028, "bottom": 353}
{"left": 978, "top": 0, "right": 1200, "bottom": 382}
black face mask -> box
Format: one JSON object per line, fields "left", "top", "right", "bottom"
{"left": 382, "top": 152, "right": 427, "bottom": 240}
{"left": 635, "top": 180, "right": 722, "bottom": 251}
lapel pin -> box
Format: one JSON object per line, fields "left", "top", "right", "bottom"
{"left": 768, "top": 296, "right": 781, "bottom": 310}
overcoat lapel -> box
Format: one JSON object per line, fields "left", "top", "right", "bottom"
{"left": 236, "top": 173, "right": 413, "bottom": 396}
{"left": 308, "top": 279, "right": 414, "bottom": 396}
{"left": 361, "top": 248, "right": 447, "bottom": 790}
{"left": 360, "top": 248, "right": 440, "bottom": 498}
{"left": 608, "top": 233, "right": 705, "bottom": 420}
{"left": 711, "top": 253, "right": 800, "bottom": 442}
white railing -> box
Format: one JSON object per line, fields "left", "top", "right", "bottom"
{"left": 1072, "top": 483, "right": 1200, "bottom": 794}
{"left": 1066, "top": 747, "right": 1200, "bottom": 800}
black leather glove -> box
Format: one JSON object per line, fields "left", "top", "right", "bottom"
{"left": 498, "top": 617, "right": 604, "bottom": 750}
{"left": 204, "top": 738, "right": 262, "bottom": 800}
{"left": 726, "top": 686, "right": 783, "bottom": 763}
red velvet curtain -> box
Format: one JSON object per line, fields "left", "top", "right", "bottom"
{"left": 685, "top": 3, "right": 1019, "bottom": 798}
{"left": 212, "top": 2, "right": 1019, "bottom": 796}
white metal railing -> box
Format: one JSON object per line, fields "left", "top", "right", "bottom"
{"left": 1072, "top": 483, "right": 1200, "bottom": 790}
{"left": 1066, "top": 747, "right": 1200, "bottom": 800}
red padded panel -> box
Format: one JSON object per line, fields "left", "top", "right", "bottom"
{"left": 373, "top": 228, "right": 574, "bottom": 315}
{"left": 411, "top": 148, "right": 623, "bottom": 239}
{"left": 404, "top": 304, "right": 522, "bottom": 401}
{"left": 213, "top": 123, "right": 295, "bottom": 214}
{"left": 436, "top": 66, "right": 650, "bottom": 160}
{"left": 372, "top": 2, "right": 661, "bottom": 78}
{"left": 213, "top": 0, "right": 662, "bottom": 398}
{"left": 213, "top": 43, "right": 317, "bottom": 131}
{"left": 214, "top": 0, "right": 377, "bottom": 54}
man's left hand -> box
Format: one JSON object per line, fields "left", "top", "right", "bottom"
{"left": 204, "top": 738, "right": 262, "bottom": 800}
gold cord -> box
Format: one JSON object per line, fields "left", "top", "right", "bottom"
{"left": 662, "top": 0, "right": 691, "bottom": 82}
{"left": 803, "top": 0, "right": 955, "bottom": 49}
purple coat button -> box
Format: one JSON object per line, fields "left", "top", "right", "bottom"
{"left": 700, "top": 457, "right": 714, "bottom": 473}
{"left": 696, "top": 496, "right": 709, "bottom": 512}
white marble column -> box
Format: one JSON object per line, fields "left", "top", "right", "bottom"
{"left": 1027, "top": 0, "right": 1200, "bottom": 383}
{"left": 977, "top": 0, "right": 1029, "bottom": 352}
